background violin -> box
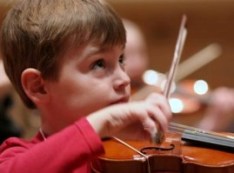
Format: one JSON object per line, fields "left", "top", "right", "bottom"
{"left": 130, "top": 43, "right": 222, "bottom": 127}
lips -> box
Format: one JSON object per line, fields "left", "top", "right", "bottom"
{"left": 110, "top": 96, "right": 129, "bottom": 105}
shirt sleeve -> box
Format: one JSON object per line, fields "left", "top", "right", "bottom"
{"left": 0, "top": 118, "right": 104, "bottom": 173}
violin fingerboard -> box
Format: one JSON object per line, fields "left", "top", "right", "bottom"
{"left": 181, "top": 130, "right": 234, "bottom": 152}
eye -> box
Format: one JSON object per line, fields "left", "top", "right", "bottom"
{"left": 119, "top": 54, "right": 126, "bottom": 68}
{"left": 92, "top": 59, "right": 105, "bottom": 70}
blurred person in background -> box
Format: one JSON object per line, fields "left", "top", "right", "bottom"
{"left": 0, "top": 58, "right": 22, "bottom": 143}
{"left": 123, "top": 18, "right": 234, "bottom": 132}
{"left": 198, "top": 87, "right": 234, "bottom": 132}
{"left": 123, "top": 19, "right": 149, "bottom": 94}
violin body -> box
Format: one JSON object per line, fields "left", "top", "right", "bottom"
{"left": 92, "top": 132, "right": 234, "bottom": 173}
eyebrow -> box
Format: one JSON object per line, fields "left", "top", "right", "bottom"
{"left": 78, "top": 44, "right": 125, "bottom": 62}
{"left": 86, "top": 45, "right": 124, "bottom": 58}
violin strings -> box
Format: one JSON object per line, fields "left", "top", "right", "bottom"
{"left": 169, "top": 122, "right": 196, "bottom": 131}
{"left": 168, "top": 125, "right": 184, "bottom": 133}
{"left": 169, "top": 122, "right": 234, "bottom": 140}
{"left": 169, "top": 122, "right": 210, "bottom": 135}
{"left": 112, "top": 137, "right": 151, "bottom": 173}
{"left": 112, "top": 136, "right": 148, "bottom": 158}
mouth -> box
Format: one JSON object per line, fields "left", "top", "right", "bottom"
{"left": 110, "top": 96, "right": 130, "bottom": 105}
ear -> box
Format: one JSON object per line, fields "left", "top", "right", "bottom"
{"left": 21, "top": 68, "right": 48, "bottom": 105}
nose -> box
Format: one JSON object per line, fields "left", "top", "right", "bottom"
{"left": 113, "top": 67, "right": 130, "bottom": 91}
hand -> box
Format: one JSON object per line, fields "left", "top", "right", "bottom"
{"left": 199, "top": 87, "right": 234, "bottom": 131}
{"left": 87, "top": 93, "right": 172, "bottom": 140}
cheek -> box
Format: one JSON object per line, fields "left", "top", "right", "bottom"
{"left": 53, "top": 70, "right": 113, "bottom": 115}
{"left": 71, "top": 82, "right": 112, "bottom": 114}
{"left": 71, "top": 90, "right": 108, "bottom": 115}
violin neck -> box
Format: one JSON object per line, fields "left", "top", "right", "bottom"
{"left": 182, "top": 129, "right": 234, "bottom": 152}
{"left": 169, "top": 122, "right": 234, "bottom": 151}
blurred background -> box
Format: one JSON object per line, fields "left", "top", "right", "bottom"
{"left": 106, "top": 0, "right": 234, "bottom": 89}
{"left": 105, "top": 0, "right": 234, "bottom": 130}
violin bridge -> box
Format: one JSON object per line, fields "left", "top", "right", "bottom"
{"left": 133, "top": 154, "right": 147, "bottom": 162}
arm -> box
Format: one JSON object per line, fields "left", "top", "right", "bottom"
{"left": 87, "top": 92, "right": 172, "bottom": 140}
{"left": 0, "top": 118, "right": 104, "bottom": 173}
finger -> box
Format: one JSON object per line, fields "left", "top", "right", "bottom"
{"left": 141, "top": 115, "right": 158, "bottom": 137}
{"left": 147, "top": 105, "right": 169, "bottom": 132}
{"left": 146, "top": 93, "right": 172, "bottom": 119}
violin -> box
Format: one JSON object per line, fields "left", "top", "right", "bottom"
{"left": 91, "top": 124, "right": 234, "bottom": 173}
{"left": 91, "top": 15, "right": 234, "bottom": 173}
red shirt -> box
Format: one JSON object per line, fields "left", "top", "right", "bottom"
{"left": 0, "top": 118, "right": 104, "bottom": 173}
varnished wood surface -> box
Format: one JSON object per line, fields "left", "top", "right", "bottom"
{"left": 93, "top": 132, "right": 234, "bottom": 173}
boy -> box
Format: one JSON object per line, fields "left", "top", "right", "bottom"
{"left": 0, "top": 0, "right": 171, "bottom": 172}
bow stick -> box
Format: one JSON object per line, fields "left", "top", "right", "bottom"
{"left": 154, "top": 15, "right": 188, "bottom": 144}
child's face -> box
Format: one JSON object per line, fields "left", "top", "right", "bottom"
{"left": 44, "top": 42, "right": 130, "bottom": 126}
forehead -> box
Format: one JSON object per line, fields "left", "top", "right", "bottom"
{"left": 60, "top": 40, "right": 125, "bottom": 62}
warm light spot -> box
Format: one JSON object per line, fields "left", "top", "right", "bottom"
{"left": 169, "top": 98, "right": 184, "bottom": 113}
{"left": 193, "top": 80, "right": 209, "bottom": 95}
{"left": 143, "top": 69, "right": 160, "bottom": 85}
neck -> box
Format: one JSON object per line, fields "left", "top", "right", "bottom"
{"left": 39, "top": 128, "right": 47, "bottom": 141}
